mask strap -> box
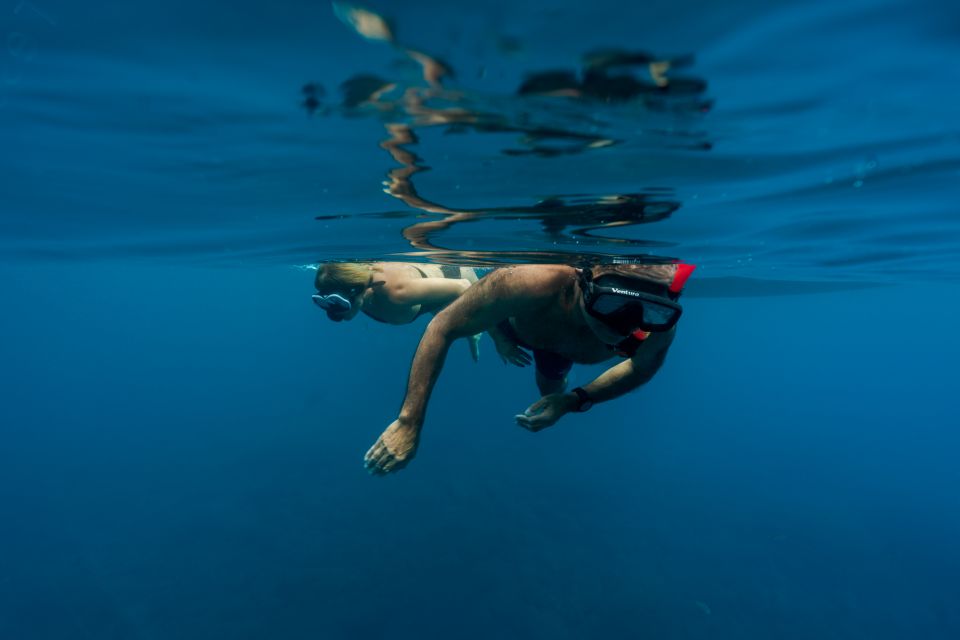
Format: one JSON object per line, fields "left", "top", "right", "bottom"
{"left": 577, "top": 268, "right": 595, "bottom": 304}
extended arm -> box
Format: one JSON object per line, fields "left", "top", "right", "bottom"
{"left": 389, "top": 271, "right": 527, "bottom": 365}
{"left": 364, "top": 267, "right": 556, "bottom": 473}
{"left": 397, "top": 269, "right": 550, "bottom": 426}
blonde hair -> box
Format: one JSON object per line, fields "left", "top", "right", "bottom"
{"left": 314, "top": 262, "right": 375, "bottom": 293}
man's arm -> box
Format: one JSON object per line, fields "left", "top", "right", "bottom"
{"left": 387, "top": 274, "right": 490, "bottom": 364}
{"left": 581, "top": 327, "right": 675, "bottom": 403}
{"left": 398, "top": 268, "right": 554, "bottom": 425}
{"left": 515, "top": 327, "right": 675, "bottom": 432}
{"left": 364, "top": 267, "right": 559, "bottom": 473}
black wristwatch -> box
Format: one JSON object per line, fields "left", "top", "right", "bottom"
{"left": 571, "top": 387, "right": 594, "bottom": 412}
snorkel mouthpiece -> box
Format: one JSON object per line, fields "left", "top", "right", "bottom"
{"left": 312, "top": 293, "right": 353, "bottom": 317}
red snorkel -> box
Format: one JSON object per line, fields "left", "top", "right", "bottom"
{"left": 614, "top": 262, "right": 696, "bottom": 356}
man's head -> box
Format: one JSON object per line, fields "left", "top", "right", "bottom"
{"left": 589, "top": 263, "right": 677, "bottom": 291}
{"left": 577, "top": 263, "right": 691, "bottom": 342}
{"left": 313, "top": 262, "right": 373, "bottom": 322}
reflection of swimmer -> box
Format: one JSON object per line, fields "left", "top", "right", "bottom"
{"left": 333, "top": 3, "right": 707, "bottom": 107}
{"left": 519, "top": 49, "right": 709, "bottom": 111}
{"left": 377, "top": 121, "right": 678, "bottom": 252}
{"left": 301, "top": 83, "right": 325, "bottom": 116}
{"left": 313, "top": 262, "right": 529, "bottom": 365}
{"left": 331, "top": 3, "right": 626, "bottom": 154}
{"left": 321, "top": 5, "right": 705, "bottom": 255}
{"left": 364, "top": 262, "right": 695, "bottom": 474}
{"left": 334, "top": 2, "right": 452, "bottom": 88}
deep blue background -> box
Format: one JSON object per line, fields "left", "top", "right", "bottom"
{"left": 1, "top": 264, "right": 958, "bottom": 638}
{"left": 2, "top": 0, "right": 960, "bottom": 637}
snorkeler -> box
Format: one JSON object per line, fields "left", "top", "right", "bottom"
{"left": 363, "top": 262, "right": 695, "bottom": 474}
{"left": 313, "top": 261, "right": 529, "bottom": 365}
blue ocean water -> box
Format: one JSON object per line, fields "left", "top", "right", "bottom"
{"left": 1, "top": 0, "right": 959, "bottom": 638}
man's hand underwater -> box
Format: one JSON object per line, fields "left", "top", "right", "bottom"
{"left": 493, "top": 335, "right": 533, "bottom": 367}
{"left": 514, "top": 393, "right": 577, "bottom": 432}
{"left": 364, "top": 419, "right": 419, "bottom": 475}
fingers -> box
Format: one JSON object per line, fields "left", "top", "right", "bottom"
{"left": 380, "top": 454, "right": 408, "bottom": 474}
{"left": 515, "top": 400, "right": 546, "bottom": 431}
{"left": 364, "top": 436, "right": 414, "bottom": 476}
{"left": 515, "top": 395, "right": 564, "bottom": 432}
{"left": 364, "top": 438, "right": 383, "bottom": 463}
{"left": 526, "top": 397, "right": 548, "bottom": 415}
{"left": 494, "top": 343, "right": 531, "bottom": 367}
{"left": 364, "top": 438, "right": 399, "bottom": 475}
{"left": 363, "top": 438, "right": 388, "bottom": 473}
{"left": 511, "top": 350, "right": 533, "bottom": 367}
{"left": 515, "top": 412, "right": 547, "bottom": 432}
{"left": 515, "top": 413, "right": 536, "bottom": 430}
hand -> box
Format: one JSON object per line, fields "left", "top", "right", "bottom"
{"left": 467, "top": 333, "right": 481, "bottom": 362}
{"left": 364, "top": 419, "right": 420, "bottom": 475}
{"left": 493, "top": 336, "right": 533, "bottom": 368}
{"left": 514, "top": 393, "right": 576, "bottom": 432}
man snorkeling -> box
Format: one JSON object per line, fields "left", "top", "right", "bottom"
{"left": 363, "top": 262, "right": 695, "bottom": 474}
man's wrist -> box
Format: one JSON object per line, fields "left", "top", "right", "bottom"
{"left": 569, "top": 387, "right": 594, "bottom": 412}
{"left": 396, "top": 413, "right": 422, "bottom": 431}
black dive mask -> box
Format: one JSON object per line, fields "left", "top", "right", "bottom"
{"left": 581, "top": 272, "right": 683, "bottom": 335}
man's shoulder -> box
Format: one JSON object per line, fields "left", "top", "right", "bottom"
{"left": 494, "top": 264, "right": 575, "bottom": 290}
{"left": 479, "top": 265, "right": 574, "bottom": 303}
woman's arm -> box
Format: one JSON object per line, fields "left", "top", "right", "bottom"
{"left": 386, "top": 277, "right": 471, "bottom": 308}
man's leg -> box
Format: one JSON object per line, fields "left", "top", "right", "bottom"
{"left": 533, "top": 350, "right": 573, "bottom": 396}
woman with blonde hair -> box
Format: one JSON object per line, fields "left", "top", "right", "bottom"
{"left": 312, "top": 261, "right": 529, "bottom": 365}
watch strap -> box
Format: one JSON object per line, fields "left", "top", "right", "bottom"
{"left": 571, "top": 387, "right": 592, "bottom": 412}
